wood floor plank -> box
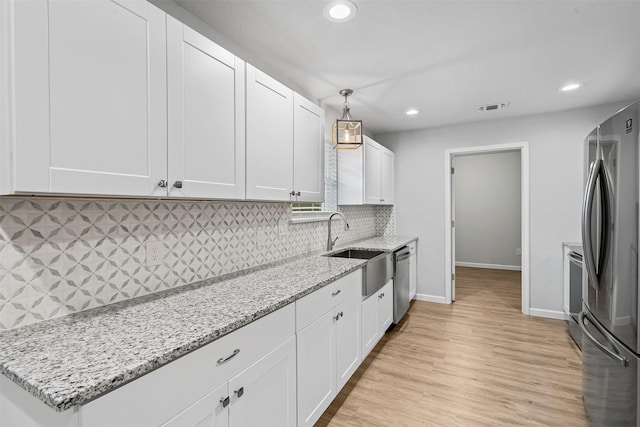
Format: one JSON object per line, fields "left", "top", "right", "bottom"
{"left": 316, "top": 267, "right": 586, "bottom": 426}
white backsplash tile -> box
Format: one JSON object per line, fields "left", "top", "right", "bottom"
{"left": 0, "top": 197, "right": 394, "bottom": 330}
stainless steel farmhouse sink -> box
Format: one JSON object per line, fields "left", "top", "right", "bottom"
{"left": 327, "top": 249, "right": 384, "bottom": 260}
{"left": 326, "top": 249, "right": 392, "bottom": 297}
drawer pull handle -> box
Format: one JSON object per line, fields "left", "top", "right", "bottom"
{"left": 235, "top": 387, "right": 244, "bottom": 398}
{"left": 378, "top": 293, "right": 384, "bottom": 299}
{"left": 217, "top": 348, "right": 240, "bottom": 364}
{"left": 334, "top": 311, "right": 344, "bottom": 321}
{"left": 220, "top": 396, "right": 230, "bottom": 408}
{"left": 332, "top": 290, "right": 341, "bottom": 297}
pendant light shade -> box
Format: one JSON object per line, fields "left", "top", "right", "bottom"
{"left": 332, "top": 89, "right": 363, "bottom": 149}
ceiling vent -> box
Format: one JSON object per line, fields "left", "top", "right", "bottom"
{"left": 477, "top": 102, "right": 509, "bottom": 112}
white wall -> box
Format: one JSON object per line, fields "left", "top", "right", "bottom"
{"left": 376, "top": 101, "right": 631, "bottom": 314}
{"left": 454, "top": 151, "right": 521, "bottom": 268}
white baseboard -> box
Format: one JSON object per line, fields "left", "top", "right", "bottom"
{"left": 414, "top": 293, "right": 447, "bottom": 304}
{"left": 455, "top": 262, "right": 522, "bottom": 271}
{"left": 529, "top": 308, "right": 568, "bottom": 320}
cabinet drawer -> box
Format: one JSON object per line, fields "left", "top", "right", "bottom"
{"left": 206, "top": 303, "right": 295, "bottom": 380}
{"left": 80, "top": 303, "right": 295, "bottom": 427}
{"left": 296, "top": 269, "right": 362, "bottom": 332}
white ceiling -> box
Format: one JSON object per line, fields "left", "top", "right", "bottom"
{"left": 173, "top": 0, "right": 640, "bottom": 134}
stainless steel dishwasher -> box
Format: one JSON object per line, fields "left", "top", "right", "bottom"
{"left": 393, "top": 246, "right": 411, "bottom": 323}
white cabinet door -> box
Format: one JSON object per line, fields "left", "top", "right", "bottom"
{"left": 335, "top": 292, "right": 361, "bottom": 392}
{"left": 246, "top": 64, "right": 294, "bottom": 201}
{"left": 296, "top": 310, "right": 336, "bottom": 427}
{"left": 409, "top": 253, "right": 417, "bottom": 300}
{"left": 361, "top": 292, "right": 378, "bottom": 358}
{"left": 161, "top": 382, "right": 229, "bottom": 427}
{"left": 14, "top": 0, "right": 168, "bottom": 197}
{"left": 377, "top": 280, "right": 394, "bottom": 336}
{"left": 293, "top": 93, "right": 324, "bottom": 202}
{"left": 364, "top": 138, "right": 382, "bottom": 204}
{"left": 380, "top": 147, "right": 394, "bottom": 204}
{"left": 229, "top": 337, "right": 296, "bottom": 427}
{"left": 167, "top": 17, "right": 245, "bottom": 200}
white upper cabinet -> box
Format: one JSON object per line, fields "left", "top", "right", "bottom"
{"left": 246, "top": 64, "right": 324, "bottom": 202}
{"left": 4, "top": 2, "right": 324, "bottom": 202}
{"left": 380, "top": 147, "right": 394, "bottom": 204}
{"left": 167, "top": 17, "right": 245, "bottom": 200}
{"left": 245, "top": 64, "right": 294, "bottom": 201}
{"left": 293, "top": 94, "right": 324, "bottom": 203}
{"left": 338, "top": 136, "right": 394, "bottom": 205}
{"left": 8, "top": 0, "right": 168, "bottom": 197}
{"left": 364, "top": 140, "right": 382, "bottom": 204}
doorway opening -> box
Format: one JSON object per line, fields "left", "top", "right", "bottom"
{"left": 444, "top": 142, "right": 530, "bottom": 315}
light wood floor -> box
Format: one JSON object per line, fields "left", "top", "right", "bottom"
{"left": 317, "top": 267, "right": 586, "bottom": 426}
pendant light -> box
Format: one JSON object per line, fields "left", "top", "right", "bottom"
{"left": 332, "top": 89, "right": 363, "bottom": 149}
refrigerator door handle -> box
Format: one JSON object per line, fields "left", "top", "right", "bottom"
{"left": 582, "top": 159, "right": 602, "bottom": 290}
{"left": 597, "top": 165, "right": 613, "bottom": 281}
{"left": 579, "top": 312, "right": 629, "bottom": 367}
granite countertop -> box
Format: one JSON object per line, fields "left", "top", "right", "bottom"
{"left": 0, "top": 235, "right": 417, "bottom": 413}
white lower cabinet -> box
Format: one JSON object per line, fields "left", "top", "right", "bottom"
{"left": 160, "top": 336, "right": 296, "bottom": 427}
{"left": 228, "top": 337, "right": 297, "bottom": 427}
{"left": 161, "top": 382, "right": 229, "bottom": 427}
{"left": 78, "top": 304, "right": 295, "bottom": 427}
{"left": 361, "top": 279, "right": 394, "bottom": 358}
{"left": 296, "top": 269, "right": 362, "bottom": 427}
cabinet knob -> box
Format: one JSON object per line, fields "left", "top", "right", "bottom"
{"left": 378, "top": 293, "right": 384, "bottom": 299}
{"left": 157, "top": 179, "right": 168, "bottom": 188}
{"left": 380, "top": 199, "right": 385, "bottom": 202}
{"left": 220, "top": 396, "right": 230, "bottom": 408}
{"left": 173, "top": 181, "right": 183, "bottom": 189}
{"left": 290, "top": 191, "right": 296, "bottom": 196}
{"left": 235, "top": 387, "right": 244, "bottom": 398}
{"left": 296, "top": 191, "right": 301, "bottom": 197}
{"left": 331, "top": 290, "right": 341, "bottom": 297}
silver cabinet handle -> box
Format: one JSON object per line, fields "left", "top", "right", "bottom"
{"left": 235, "top": 387, "right": 244, "bottom": 398}
{"left": 378, "top": 293, "right": 384, "bottom": 299}
{"left": 173, "top": 181, "right": 183, "bottom": 189}
{"left": 290, "top": 191, "right": 296, "bottom": 196}
{"left": 296, "top": 191, "right": 301, "bottom": 196}
{"left": 217, "top": 348, "right": 240, "bottom": 364}
{"left": 579, "top": 312, "right": 628, "bottom": 367}
{"left": 158, "top": 179, "right": 168, "bottom": 188}
{"left": 380, "top": 199, "right": 385, "bottom": 202}
{"left": 220, "top": 396, "right": 230, "bottom": 408}
{"left": 334, "top": 311, "right": 344, "bottom": 321}
{"left": 332, "top": 290, "right": 341, "bottom": 297}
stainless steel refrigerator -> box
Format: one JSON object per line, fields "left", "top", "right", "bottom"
{"left": 580, "top": 100, "right": 639, "bottom": 426}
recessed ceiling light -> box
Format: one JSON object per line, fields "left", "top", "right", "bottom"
{"left": 560, "top": 82, "right": 584, "bottom": 92}
{"left": 323, "top": 0, "right": 357, "bottom": 22}
{"left": 405, "top": 109, "right": 421, "bottom": 116}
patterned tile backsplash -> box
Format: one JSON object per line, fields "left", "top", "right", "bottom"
{"left": 0, "top": 197, "right": 394, "bottom": 330}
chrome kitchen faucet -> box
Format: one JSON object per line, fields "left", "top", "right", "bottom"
{"left": 327, "top": 212, "right": 350, "bottom": 251}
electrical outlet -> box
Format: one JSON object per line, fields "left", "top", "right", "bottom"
{"left": 146, "top": 241, "right": 164, "bottom": 266}
{"left": 278, "top": 220, "right": 289, "bottom": 236}
{"left": 255, "top": 228, "right": 267, "bottom": 247}
{"left": 516, "top": 248, "right": 522, "bottom": 256}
